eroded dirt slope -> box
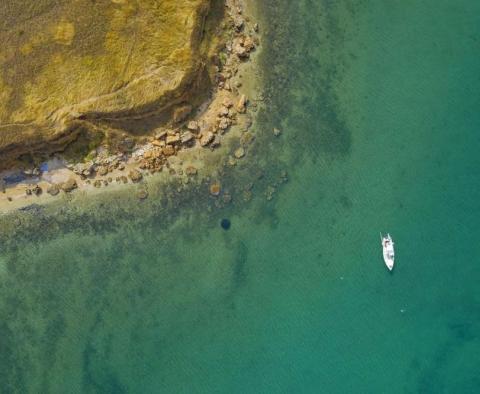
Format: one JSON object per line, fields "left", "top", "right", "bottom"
{"left": 0, "top": 0, "right": 217, "bottom": 169}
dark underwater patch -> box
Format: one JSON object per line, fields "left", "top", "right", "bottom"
{"left": 221, "top": 218, "right": 231, "bottom": 230}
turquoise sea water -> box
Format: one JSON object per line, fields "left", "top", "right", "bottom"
{"left": 1, "top": 0, "right": 480, "bottom": 392}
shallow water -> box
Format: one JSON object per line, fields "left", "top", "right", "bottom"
{"left": 1, "top": 0, "right": 480, "bottom": 392}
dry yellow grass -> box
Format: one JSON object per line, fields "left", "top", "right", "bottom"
{"left": 0, "top": 0, "right": 215, "bottom": 168}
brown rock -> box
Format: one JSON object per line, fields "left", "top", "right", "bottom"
{"left": 243, "top": 116, "right": 253, "bottom": 131}
{"left": 187, "top": 120, "right": 199, "bottom": 131}
{"left": 47, "top": 184, "right": 60, "bottom": 196}
{"left": 243, "top": 36, "right": 255, "bottom": 52}
{"left": 228, "top": 108, "right": 236, "bottom": 118}
{"left": 211, "top": 135, "right": 221, "bottom": 148}
{"left": 137, "top": 190, "right": 148, "bottom": 200}
{"left": 240, "top": 131, "right": 255, "bottom": 146}
{"left": 222, "top": 98, "right": 233, "bottom": 108}
{"left": 218, "top": 117, "right": 231, "bottom": 130}
{"left": 97, "top": 166, "right": 108, "bottom": 176}
{"left": 234, "top": 147, "right": 245, "bottom": 159}
{"left": 200, "top": 131, "right": 215, "bottom": 147}
{"left": 61, "top": 178, "right": 78, "bottom": 192}
{"left": 162, "top": 145, "right": 175, "bottom": 156}
{"left": 228, "top": 156, "right": 237, "bottom": 166}
{"left": 219, "top": 106, "right": 230, "bottom": 117}
{"left": 233, "top": 16, "right": 244, "bottom": 31}
{"left": 266, "top": 185, "right": 276, "bottom": 201}
{"left": 222, "top": 192, "right": 232, "bottom": 204}
{"left": 93, "top": 180, "right": 102, "bottom": 188}
{"left": 243, "top": 190, "right": 252, "bottom": 202}
{"left": 153, "top": 149, "right": 163, "bottom": 159}
{"left": 128, "top": 169, "right": 143, "bottom": 183}
{"left": 185, "top": 166, "right": 197, "bottom": 176}
{"left": 209, "top": 181, "right": 221, "bottom": 196}
{"left": 166, "top": 134, "right": 181, "bottom": 145}
{"left": 73, "top": 163, "right": 94, "bottom": 177}
{"left": 151, "top": 140, "right": 165, "bottom": 147}
{"left": 181, "top": 131, "right": 195, "bottom": 144}
{"left": 234, "top": 42, "right": 248, "bottom": 58}
{"left": 237, "top": 94, "right": 247, "bottom": 113}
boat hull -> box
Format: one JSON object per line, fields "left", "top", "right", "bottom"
{"left": 381, "top": 233, "right": 395, "bottom": 271}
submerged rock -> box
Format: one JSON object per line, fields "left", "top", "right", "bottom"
{"left": 220, "top": 218, "right": 231, "bottom": 230}
{"left": 128, "top": 169, "right": 143, "bottom": 183}
{"left": 237, "top": 94, "right": 247, "bottom": 113}
{"left": 137, "top": 190, "right": 149, "bottom": 200}
{"left": 209, "top": 181, "right": 221, "bottom": 196}
{"left": 185, "top": 166, "right": 198, "bottom": 176}
{"left": 47, "top": 184, "right": 60, "bottom": 196}
{"left": 234, "top": 147, "right": 245, "bottom": 159}
{"left": 61, "top": 178, "right": 78, "bottom": 193}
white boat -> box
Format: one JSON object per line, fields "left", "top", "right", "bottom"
{"left": 380, "top": 233, "right": 395, "bottom": 271}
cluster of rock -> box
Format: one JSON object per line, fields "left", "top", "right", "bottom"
{"left": 199, "top": 97, "right": 238, "bottom": 147}
{"left": 230, "top": 7, "right": 258, "bottom": 60}
{"left": 129, "top": 3, "right": 260, "bottom": 178}
{"left": 133, "top": 128, "right": 196, "bottom": 173}
{"left": 71, "top": 153, "right": 126, "bottom": 179}
{"left": 25, "top": 178, "right": 78, "bottom": 197}
{"left": 6, "top": 0, "right": 264, "bottom": 205}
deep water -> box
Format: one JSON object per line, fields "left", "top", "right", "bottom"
{"left": 1, "top": 0, "right": 480, "bottom": 392}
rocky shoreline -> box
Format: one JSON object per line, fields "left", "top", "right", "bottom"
{"left": 0, "top": 0, "right": 265, "bottom": 212}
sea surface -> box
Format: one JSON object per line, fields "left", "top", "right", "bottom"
{"left": 1, "top": 0, "right": 480, "bottom": 392}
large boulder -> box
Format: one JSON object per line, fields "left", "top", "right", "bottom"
{"left": 128, "top": 169, "right": 143, "bottom": 183}
{"left": 61, "top": 178, "right": 78, "bottom": 192}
